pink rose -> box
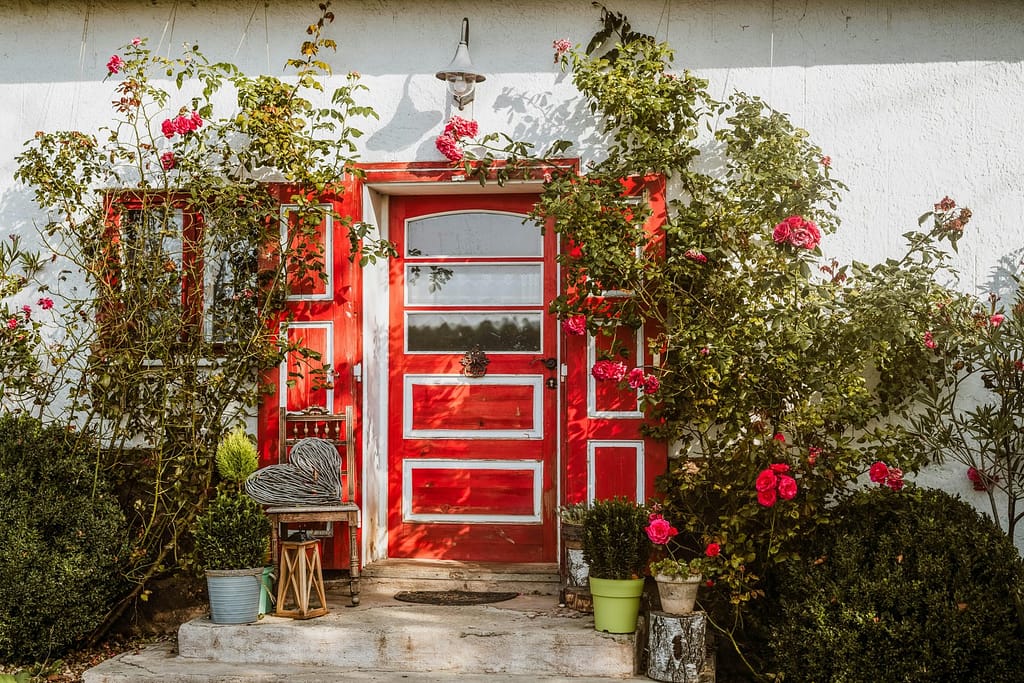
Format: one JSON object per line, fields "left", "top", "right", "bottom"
{"left": 161, "top": 119, "right": 175, "bottom": 138}
{"left": 869, "top": 461, "right": 890, "bottom": 484}
{"left": 698, "top": 347, "right": 710, "bottom": 356}
{"left": 990, "top": 314, "right": 1005, "bottom": 327}
{"left": 789, "top": 220, "right": 821, "bottom": 250}
{"left": 562, "top": 315, "right": 586, "bottom": 336}
{"left": 777, "top": 475, "right": 798, "bottom": 500}
{"left": 684, "top": 249, "right": 708, "bottom": 264}
{"left": 772, "top": 215, "right": 821, "bottom": 250}
{"left": 935, "top": 196, "right": 956, "bottom": 212}
{"left": 643, "top": 375, "right": 660, "bottom": 394}
{"left": 37, "top": 297, "right": 54, "bottom": 310}
{"left": 757, "top": 488, "right": 777, "bottom": 507}
{"left": 627, "top": 368, "right": 646, "bottom": 389}
{"left": 755, "top": 468, "right": 777, "bottom": 492}
{"left": 190, "top": 112, "right": 203, "bottom": 129}
{"left": 444, "top": 116, "right": 478, "bottom": 140}
{"left": 886, "top": 468, "right": 905, "bottom": 491}
{"left": 435, "top": 133, "right": 463, "bottom": 162}
{"left": 772, "top": 221, "right": 792, "bottom": 245}
{"left": 21, "top": 305, "right": 31, "bottom": 317}
{"left": 705, "top": 543, "right": 721, "bottom": 557}
{"left": 131, "top": 37, "right": 142, "bottom": 46}
{"left": 160, "top": 151, "right": 176, "bottom": 170}
{"left": 820, "top": 156, "right": 831, "bottom": 167}
{"left": 106, "top": 55, "right": 123, "bottom": 75}
{"left": 924, "top": 331, "right": 937, "bottom": 349}
{"left": 6, "top": 318, "right": 17, "bottom": 330}
{"left": 645, "top": 517, "right": 678, "bottom": 545}
{"left": 553, "top": 38, "right": 572, "bottom": 62}
{"left": 591, "top": 360, "right": 627, "bottom": 382}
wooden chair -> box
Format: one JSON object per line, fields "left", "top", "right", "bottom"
{"left": 266, "top": 406, "right": 361, "bottom": 605}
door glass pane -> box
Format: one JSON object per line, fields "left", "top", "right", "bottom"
{"left": 407, "top": 312, "right": 542, "bottom": 352}
{"left": 406, "top": 264, "right": 543, "bottom": 306}
{"left": 406, "top": 212, "right": 542, "bottom": 257}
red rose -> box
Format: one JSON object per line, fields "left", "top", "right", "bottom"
{"left": 757, "top": 488, "right": 777, "bottom": 507}
{"left": 562, "top": 315, "right": 586, "bottom": 336}
{"left": 645, "top": 517, "right": 678, "bottom": 545}
{"left": 769, "top": 463, "right": 790, "bottom": 473}
{"left": 435, "top": 132, "right": 463, "bottom": 162}
{"left": 627, "top": 368, "right": 646, "bottom": 389}
{"left": 777, "top": 475, "right": 798, "bottom": 500}
{"left": 705, "top": 543, "right": 720, "bottom": 557}
{"left": 755, "top": 468, "right": 777, "bottom": 492}
{"left": 869, "top": 461, "right": 890, "bottom": 484}
{"left": 591, "top": 360, "right": 627, "bottom": 382}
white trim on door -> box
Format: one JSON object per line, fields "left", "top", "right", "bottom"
{"left": 401, "top": 458, "right": 544, "bottom": 524}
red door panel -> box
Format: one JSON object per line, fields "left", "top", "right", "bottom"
{"left": 388, "top": 194, "right": 557, "bottom": 562}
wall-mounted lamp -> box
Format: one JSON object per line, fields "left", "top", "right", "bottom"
{"left": 435, "top": 18, "right": 486, "bottom": 111}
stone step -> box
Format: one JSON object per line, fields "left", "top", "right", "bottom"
{"left": 172, "top": 590, "right": 635, "bottom": 677}
{"left": 84, "top": 642, "right": 648, "bottom": 683}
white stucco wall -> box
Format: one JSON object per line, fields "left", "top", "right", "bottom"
{"left": 1, "top": 0, "right": 1022, "bottom": 541}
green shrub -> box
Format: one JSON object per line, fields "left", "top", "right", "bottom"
{"left": 215, "top": 426, "right": 259, "bottom": 486}
{"left": 763, "top": 487, "right": 1024, "bottom": 682}
{"left": 582, "top": 498, "right": 648, "bottom": 580}
{"left": 0, "top": 413, "right": 127, "bottom": 663}
{"left": 192, "top": 491, "right": 270, "bottom": 571}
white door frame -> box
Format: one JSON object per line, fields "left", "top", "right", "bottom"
{"left": 357, "top": 178, "right": 549, "bottom": 564}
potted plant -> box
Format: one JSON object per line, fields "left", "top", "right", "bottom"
{"left": 192, "top": 427, "right": 271, "bottom": 624}
{"left": 645, "top": 507, "right": 723, "bottom": 614}
{"left": 559, "top": 502, "right": 589, "bottom": 589}
{"left": 581, "top": 497, "right": 649, "bottom": 633}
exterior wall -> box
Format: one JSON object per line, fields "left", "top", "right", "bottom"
{"left": 1, "top": 0, "right": 1023, "bottom": 542}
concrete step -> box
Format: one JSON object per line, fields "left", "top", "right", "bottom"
{"left": 85, "top": 590, "right": 640, "bottom": 682}
{"left": 354, "top": 558, "right": 562, "bottom": 596}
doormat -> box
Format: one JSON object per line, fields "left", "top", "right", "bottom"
{"left": 393, "top": 590, "right": 519, "bottom": 606}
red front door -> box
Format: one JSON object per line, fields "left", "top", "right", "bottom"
{"left": 387, "top": 194, "right": 558, "bottom": 562}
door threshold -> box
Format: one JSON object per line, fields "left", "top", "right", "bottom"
{"left": 356, "top": 558, "right": 560, "bottom": 596}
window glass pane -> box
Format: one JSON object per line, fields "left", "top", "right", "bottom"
{"left": 406, "top": 212, "right": 541, "bottom": 257}
{"left": 407, "top": 312, "right": 542, "bottom": 352}
{"left": 204, "top": 239, "right": 258, "bottom": 342}
{"left": 406, "top": 264, "right": 542, "bottom": 306}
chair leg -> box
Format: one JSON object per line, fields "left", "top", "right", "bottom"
{"left": 349, "top": 522, "right": 360, "bottom": 606}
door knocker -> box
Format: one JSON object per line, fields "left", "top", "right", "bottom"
{"left": 460, "top": 346, "right": 490, "bottom": 378}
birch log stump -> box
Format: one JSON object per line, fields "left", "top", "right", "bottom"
{"left": 645, "top": 610, "right": 709, "bottom": 682}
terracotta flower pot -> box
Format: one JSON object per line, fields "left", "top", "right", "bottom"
{"left": 654, "top": 573, "right": 702, "bottom": 614}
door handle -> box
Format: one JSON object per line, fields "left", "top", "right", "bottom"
{"left": 536, "top": 357, "right": 558, "bottom": 370}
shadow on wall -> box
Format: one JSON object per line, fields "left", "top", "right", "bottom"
{"left": 490, "top": 85, "right": 605, "bottom": 163}
{"left": 985, "top": 248, "right": 1024, "bottom": 300}
{"left": 365, "top": 75, "right": 443, "bottom": 154}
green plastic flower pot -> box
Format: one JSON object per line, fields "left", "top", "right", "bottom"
{"left": 589, "top": 576, "right": 645, "bottom": 633}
